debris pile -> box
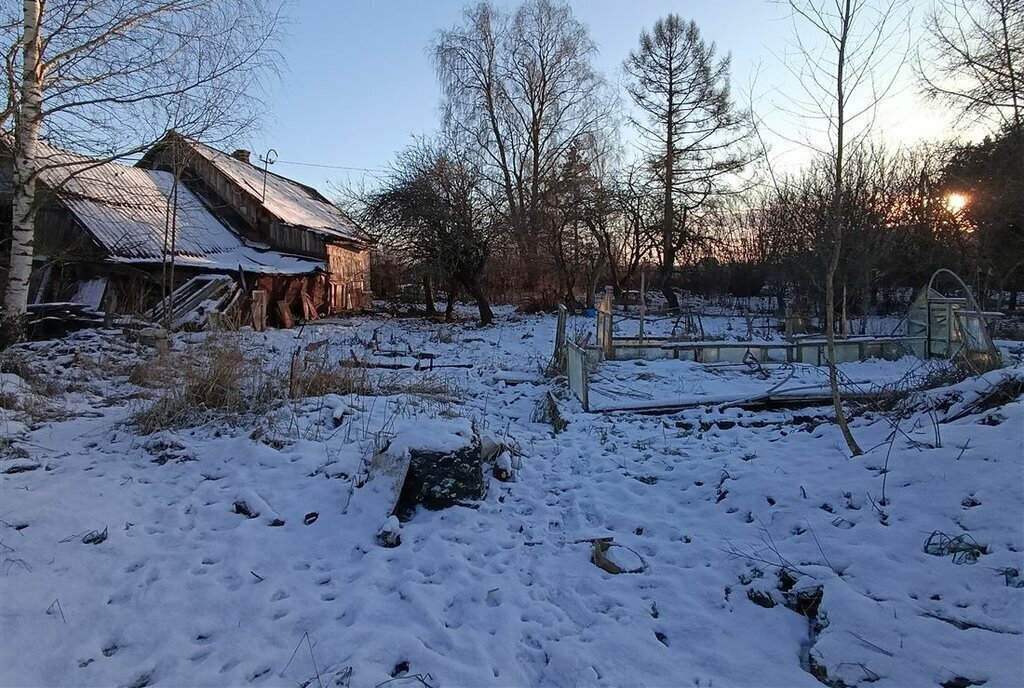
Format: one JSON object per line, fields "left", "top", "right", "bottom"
{"left": 24, "top": 302, "right": 104, "bottom": 339}
{"left": 147, "top": 274, "right": 241, "bottom": 331}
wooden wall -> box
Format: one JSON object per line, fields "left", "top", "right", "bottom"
{"left": 325, "top": 243, "right": 370, "bottom": 311}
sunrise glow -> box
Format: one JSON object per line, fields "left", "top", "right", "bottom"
{"left": 946, "top": 192, "right": 968, "bottom": 213}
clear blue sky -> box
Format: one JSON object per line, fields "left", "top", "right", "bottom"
{"left": 249, "top": 0, "right": 962, "bottom": 192}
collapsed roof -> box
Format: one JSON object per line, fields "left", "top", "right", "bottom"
{"left": 1, "top": 140, "right": 323, "bottom": 275}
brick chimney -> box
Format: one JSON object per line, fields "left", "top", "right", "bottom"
{"left": 231, "top": 149, "right": 251, "bottom": 164}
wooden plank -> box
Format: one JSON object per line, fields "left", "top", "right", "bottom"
{"left": 554, "top": 304, "right": 568, "bottom": 369}
{"left": 301, "top": 291, "right": 318, "bottom": 320}
{"left": 150, "top": 275, "right": 234, "bottom": 329}
{"left": 250, "top": 290, "right": 267, "bottom": 331}
{"left": 219, "top": 288, "right": 243, "bottom": 328}
{"left": 171, "top": 278, "right": 233, "bottom": 330}
{"left": 276, "top": 300, "right": 294, "bottom": 329}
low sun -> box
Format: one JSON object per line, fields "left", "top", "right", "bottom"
{"left": 946, "top": 193, "right": 968, "bottom": 213}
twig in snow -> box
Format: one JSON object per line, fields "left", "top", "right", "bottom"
{"left": 375, "top": 674, "right": 437, "bottom": 688}
{"left": 722, "top": 521, "right": 811, "bottom": 577}
{"left": 921, "top": 611, "right": 1021, "bottom": 635}
{"left": 846, "top": 631, "right": 893, "bottom": 657}
{"left": 0, "top": 518, "right": 26, "bottom": 534}
{"left": 81, "top": 527, "right": 108, "bottom": 545}
{"left": 879, "top": 424, "right": 899, "bottom": 506}
{"left": 954, "top": 439, "right": 971, "bottom": 461}
{"left": 58, "top": 530, "right": 90, "bottom": 543}
{"left": 281, "top": 632, "right": 323, "bottom": 688}
{"left": 305, "top": 633, "right": 323, "bottom": 688}
{"left": 836, "top": 662, "right": 881, "bottom": 682}
{"left": 3, "top": 558, "right": 31, "bottom": 573}
{"left": 805, "top": 521, "right": 839, "bottom": 575}
{"left": 46, "top": 598, "right": 66, "bottom": 623}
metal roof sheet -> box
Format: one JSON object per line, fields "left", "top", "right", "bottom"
{"left": 179, "top": 137, "right": 372, "bottom": 245}
{"left": 21, "top": 142, "right": 323, "bottom": 275}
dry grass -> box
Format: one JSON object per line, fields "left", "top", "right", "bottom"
{"left": 133, "top": 337, "right": 283, "bottom": 434}
{"left": 290, "top": 353, "right": 374, "bottom": 399}
{"left": 128, "top": 329, "right": 475, "bottom": 436}
{"left": 0, "top": 355, "right": 68, "bottom": 422}
{"left": 517, "top": 289, "right": 562, "bottom": 314}
{"left": 853, "top": 359, "right": 973, "bottom": 419}
{"left": 0, "top": 355, "right": 57, "bottom": 395}
{"left": 376, "top": 371, "right": 464, "bottom": 401}
{"left": 132, "top": 335, "right": 468, "bottom": 434}
{"left": 127, "top": 354, "right": 177, "bottom": 389}
{"left": 0, "top": 391, "right": 18, "bottom": 410}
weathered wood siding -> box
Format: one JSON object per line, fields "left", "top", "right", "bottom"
{"left": 267, "top": 221, "right": 327, "bottom": 257}
{"left": 326, "top": 243, "right": 370, "bottom": 311}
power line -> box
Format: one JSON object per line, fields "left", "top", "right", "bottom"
{"left": 272, "top": 158, "right": 388, "bottom": 173}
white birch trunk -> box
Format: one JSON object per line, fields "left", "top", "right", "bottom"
{"left": 3, "top": 0, "right": 43, "bottom": 320}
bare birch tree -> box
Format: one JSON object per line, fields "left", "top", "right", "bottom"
{"left": 783, "top": 0, "right": 908, "bottom": 455}
{"left": 432, "top": 0, "right": 610, "bottom": 289}
{"left": 1, "top": 0, "right": 281, "bottom": 343}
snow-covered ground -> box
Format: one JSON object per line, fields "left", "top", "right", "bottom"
{"left": 1, "top": 308, "right": 1022, "bottom": 687}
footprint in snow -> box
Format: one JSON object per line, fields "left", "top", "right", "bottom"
{"left": 189, "top": 648, "right": 212, "bottom": 664}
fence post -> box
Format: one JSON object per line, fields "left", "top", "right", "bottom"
{"left": 555, "top": 304, "right": 568, "bottom": 370}
{"left": 639, "top": 271, "right": 646, "bottom": 343}
{"left": 597, "top": 286, "right": 615, "bottom": 360}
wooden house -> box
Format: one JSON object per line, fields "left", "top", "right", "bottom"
{"left": 1, "top": 139, "right": 327, "bottom": 318}
{"left": 2, "top": 134, "right": 374, "bottom": 327}
{"left": 139, "top": 132, "right": 373, "bottom": 314}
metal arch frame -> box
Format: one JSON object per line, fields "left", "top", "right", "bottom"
{"left": 925, "top": 267, "right": 1000, "bottom": 366}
